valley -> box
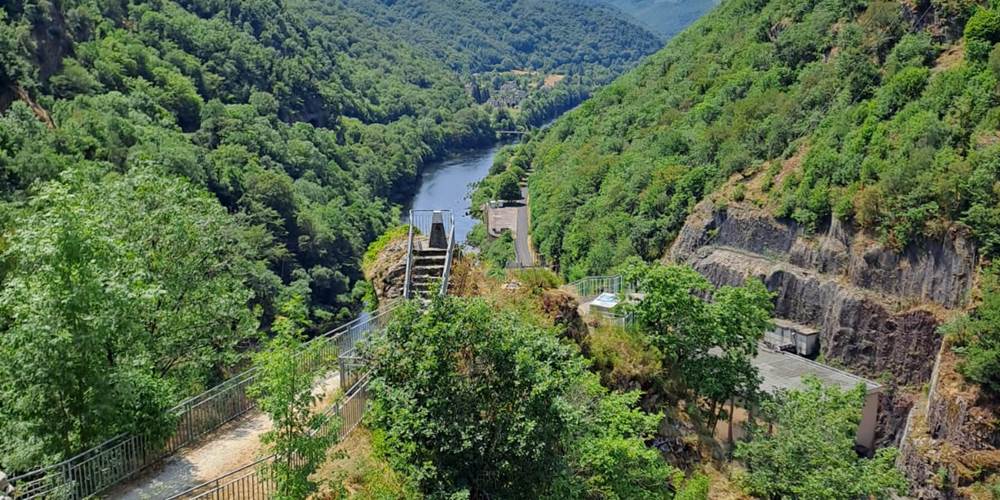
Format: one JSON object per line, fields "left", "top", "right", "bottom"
{"left": 3, "top": 0, "right": 1000, "bottom": 497}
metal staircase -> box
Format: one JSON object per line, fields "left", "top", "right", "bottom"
{"left": 403, "top": 210, "right": 456, "bottom": 299}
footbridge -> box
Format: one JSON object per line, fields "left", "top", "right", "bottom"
{"left": 7, "top": 210, "right": 457, "bottom": 499}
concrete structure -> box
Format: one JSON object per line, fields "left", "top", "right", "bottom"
{"left": 429, "top": 211, "right": 447, "bottom": 249}
{"left": 764, "top": 318, "right": 820, "bottom": 356}
{"left": 753, "top": 344, "right": 881, "bottom": 451}
{"left": 588, "top": 292, "right": 620, "bottom": 316}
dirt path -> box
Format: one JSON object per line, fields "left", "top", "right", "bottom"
{"left": 109, "top": 371, "right": 342, "bottom": 499}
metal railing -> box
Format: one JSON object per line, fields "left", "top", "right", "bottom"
{"left": 165, "top": 371, "right": 373, "bottom": 500}
{"left": 404, "top": 210, "right": 455, "bottom": 299}
{"left": 9, "top": 302, "right": 399, "bottom": 500}
{"left": 440, "top": 216, "right": 456, "bottom": 296}
{"left": 564, "top": 275, "right": 626, "bottom": 302}
{"left": 402, "top": 214, "right": 416, "bottom": 299}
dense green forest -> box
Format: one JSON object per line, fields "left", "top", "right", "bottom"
{"left": 584, "top": 0, "right": 721, "bottom": 37}
{"left": 0, "top": 0, "right": 663, "bottom": 472}
{"left": 337, "top": 0, "right": 663, "bottom": 78}
{"left": 485, "top": 0, "right": 1000, "bottom": 279}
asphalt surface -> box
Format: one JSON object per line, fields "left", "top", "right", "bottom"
{"left": 513, "top": 187, "right": 535, "bottom": 267}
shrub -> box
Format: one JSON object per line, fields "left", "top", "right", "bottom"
{"left": 885, "top": 33, "right": 938, "bottom": 75}
{"left": 965, "top": 8, "right": 1000, "bottom": 43}
{"left": 947, "top": 266, "right": 1000, "bottom": 393}
{"left": 966, "top": 38, "right": 995, "bottom": 63}
{"left": 494, "top": 171, "right": 522, "bottom": 201}
{"left": 875, "top": 66, "right": 929, "bottom": 117}
{"left": 990, "top": 43, "right": 1000, "bottom": 76}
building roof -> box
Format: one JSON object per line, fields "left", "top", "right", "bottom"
{"left": 754, "top": 345, "right": 881, "bottom": 394}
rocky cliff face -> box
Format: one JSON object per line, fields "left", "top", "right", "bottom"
{"left": 669, "top": 200, "right": 978, "bottom": 447}
{"left": 897, "top": 343, "right": 1000, "bottom": 498}
{"left": 364, "top": 235, "right": 410, "bottom": 303}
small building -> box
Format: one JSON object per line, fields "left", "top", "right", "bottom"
{"left": 764, "top": 318, "right": 820, "bottom": 357}
{"left": 753, "top": 345, "right": 881, "bottom": 451}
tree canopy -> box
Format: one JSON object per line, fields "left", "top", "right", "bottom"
{"left": 734, "top": 377, "right": 907, "bottom": 499}
{"left": 499, "top": 0, "right": 1000, "bottom": 278}
{"left": 621, "top": 262, "right": 774, "bottom": 425}
{"left": 365, "top": 297, "right": 679, "bottom": 499}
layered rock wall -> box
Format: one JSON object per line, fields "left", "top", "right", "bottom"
{"left": 669, "top": 200, "right": 978, "bottom": 447}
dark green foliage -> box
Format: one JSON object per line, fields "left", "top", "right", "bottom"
{"left": 509, "top": 0, "right": 1000, "bottom": 277}
{"left": 338, "top": 0, "right": 662, "bottom": 78}
{"left": 366, "top": 297, "right": 678, "bottom": 499}
{"left": 948, "top": 266, "right": 1000, "bottom": 393}
{"left": 734, "top": 378, "right": 907, "bottom": 499}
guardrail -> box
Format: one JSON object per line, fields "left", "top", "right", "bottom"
{"left": 9, "top": 302, "right": 399, "bottom": 500}
{"left": 439, "top": 214, "right": 456, "bottom": 296}
{"left": 564, "top": 275, "right": 627, "bottom": 302}
{"left": 403, "top": 213, "right": 416, "bottom": 299}
{"left": 165, "top": 380, "right": 371, "bottom": 500}
{"left": 404, "top": 210, "right": 455, "bottom": 299}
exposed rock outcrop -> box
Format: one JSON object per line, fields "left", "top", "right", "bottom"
{"left": 669, "top": 200, "right": 978, "bottom": 449}
{"left": 672, "top": 201, "right": 976, "bottom": 309}
{"left": 898, "top": 343, "right": 1000, "bottom": 498}
{"left": 363, "top": 235, "right": 409, "bottom": 303}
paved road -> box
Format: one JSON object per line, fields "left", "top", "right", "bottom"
{"left": 513, "top": 187, "right": 535, "bottom": 267}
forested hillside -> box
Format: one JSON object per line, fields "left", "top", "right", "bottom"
{"left": 497, "top": 0, "right": 1000, "bottom": 279}
{"left": 585, "top": 0, "right": 720, "bottom": 37}
{"left": 0, "top": 0, "right": 500, "bottom": 468}
{"left": 337, "top": 0, "right": 663, "bottom": 78}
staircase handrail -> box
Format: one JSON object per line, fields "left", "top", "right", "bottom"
{"left": 439, "top": 211, "right": 456, "bottom": 296}
{"left": 403, "top": 210, "right": 416, "bottom": 299}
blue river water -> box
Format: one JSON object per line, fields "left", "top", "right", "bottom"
{"left": 404, "top": 143, "right": 502, "bottom": 244}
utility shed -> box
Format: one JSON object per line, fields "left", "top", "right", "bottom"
{"left": 764, "top": 318, "right": 820, "bottom": 356}
{"left": 754, "top": 345, "right": 882, "bottom": 451}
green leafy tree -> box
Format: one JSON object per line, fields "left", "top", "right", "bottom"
{"left": 249, "top": 296, "right": 338, "bottom": 499}
{"left": 621, "top": 262, "right": 773, "bottom": 427}
{"left": 366, "top": 297, "right": 677, "bottom": 499}
{"left": 734, "top": 378, "right": 907, "bottom": 499}
{"left": 494, "top": 171, "right": 523, "bottom": 201}
{"left": 0, "top": 170, "right": 261, "bottom": 467}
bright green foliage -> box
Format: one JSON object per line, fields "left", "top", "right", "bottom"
{"left": 947, "top": 266, "right": 1000, "bottom": 392}
{"left": 734, "top": 378, "right": 907, "bottom": 499}
{"left": 494, "top": 171, "right": 523, "bottom": 201}
{"left": 249, "top": 297, "right": 338, "bottom": 500}
{"left": 0, "top": 170, "right": 260, "bottom": 468}
{"left": 366, "top": 298, "right": 677, "bottom": 499}
{"left": 965, "top": 7, "right": 1000, "bottom": 43}
{"left": 501, "top": 0, "right": 1000, "bottom": 277}
{"left": 621, "top": 263, "right": 773, "bottom": 426}
{"left": 467, "top": 223, "right": 516, "bottom": 274}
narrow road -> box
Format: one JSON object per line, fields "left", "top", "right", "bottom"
{"left": 513, "top": 187, "right": 535, "bottom": 267}
{"left": 109, "top": 371, "right": 342, "bottom": 499}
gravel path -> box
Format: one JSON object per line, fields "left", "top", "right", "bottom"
{"left": 109, "top": 371, "right": 342, "bottom": 499}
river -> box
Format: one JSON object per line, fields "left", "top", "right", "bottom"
{"left": 404, "top": 143, "right": 503, "bottom": 243}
